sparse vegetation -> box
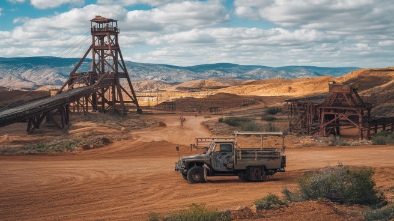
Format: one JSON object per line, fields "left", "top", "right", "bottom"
{"left": 254, "top": 193, "right": 286, "bottom": 210}
{"left": 328, "top": 136, "right": 350, "bottom": 146}
{"left": 148, "top": 204, "right": 232, "bottom": 221}
{"left": 364, "top": 205, "right": 394, "bottom": 221}
{"left": 240, "top": 121, "right": 261, "bottom": 131}
{"left": 372, "top": 131, "right": 394, "bottom": 145}
{"left": 0, "top": 139, "right": 81, "bottom": 155}
{"left": 265, "top": 106, "right": 282, "bottom": 115}
{"left": 219, "top": 117, "right": 252, "bottom": 127}
{"left": 261, "top": 115, "right": 276, "bottom": 122}
{"left": 263, "top": 122, "right": 280, "bottom": 132}
{"left": 283, "top": 165, "right": 386, "bottom": 207}
{"left": 0, "top": 135, "right": 113, "bottom": 155}
{"left": 218, "top": 117, "right": 261, "bottom": 132}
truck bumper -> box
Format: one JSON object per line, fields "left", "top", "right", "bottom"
{"left": 174, "top": 161, "right": 187, "bottom": 174}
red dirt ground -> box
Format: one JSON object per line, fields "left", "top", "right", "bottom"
{"left": 1, "top": 114, "right": 393, "bottom": 220}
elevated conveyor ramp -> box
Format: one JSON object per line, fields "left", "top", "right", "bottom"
{"left": 0, "top": 82, "right": 106, "bottom": 130}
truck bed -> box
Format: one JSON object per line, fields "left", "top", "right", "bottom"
{"left": 234, "top": 148, "right": 284, "bottom": 170}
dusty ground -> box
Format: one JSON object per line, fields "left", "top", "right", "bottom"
{"left": 1, "top": 113, "right": 394, "bottom": 221}
{"left": 1, "top": 68, "right": 394, "bottom": 220}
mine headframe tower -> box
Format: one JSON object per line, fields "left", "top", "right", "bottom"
{"left": 287, "top": 82, "right": 373, "bottom": 139}
{"left": 319, "top": 82, "right": 372, "bottom": 139}
{"left": 57, "top": 15, "right": 141, "bottom": 114}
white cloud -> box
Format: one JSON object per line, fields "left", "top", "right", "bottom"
{"left": 3, "top": 1, "right": 394, "bottom": 68}
{"left": 97, "top": 0, "right": 183, "bottom": 7}
{"left": 8, "top": 0, "right": 25, "bottom": 3}
{"left": 234, "top": 0, "right": 394, "bottom": 35}
{"left": 0, "top": 8, "right": 3, "bottom": 16}
{"left": 122, "top": 1, "right": 229, "bottom": 33}
{"left": 5, "top": 4, "right": 127, "bottom": 59}
{"left": 30, "top": 0, "right": 84, "bottom": 9}
{"left": 13, "top": 17, "right": 29, "bottom": 24}
{"left": 128, "top": 27, "right": 345, "bottom": 66}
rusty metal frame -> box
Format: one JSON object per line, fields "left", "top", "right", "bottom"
{"left": 58, "top": 16, "right": 141, "bottom": 114}
{"left": 286, "top": 82, "right": 391, "bottom": 139}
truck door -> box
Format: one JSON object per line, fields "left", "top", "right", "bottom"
{"left": 212, "top": 143, "right": 234, "bottom": 171}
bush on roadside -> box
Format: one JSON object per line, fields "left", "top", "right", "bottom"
{"left": 240, "top": 121, "right": 261, "bottom": 131}
{"left": 283, "top": 165, "right": 386, "bottom": 207}
{"left": 282, "top": 188, "right": 304, "bottom": 202}
{"left": 148, "top": 204, "right": 232, "bottom": 221}
{"left": 364, "top": 205, "right": 394, "bottom": 221}
{"left": 266, "top": 107, "right": 282, "bottom": 115}
{"left": 372, "top": 131, "right": 394, "bottom": 145}
{"left": 0, "top": 139, "right": 81, "bottom": 155}
{"left": 254, "top": 193, "right": 286, "bottom": 210}
{"left": 328, "top": 136, "right": 349, "bottom": 146}
{"left": 220, "top": 117, "right": 252, "bottom": 127}
{"left": 261, "top": 115, "right": 277, "bottom": 122}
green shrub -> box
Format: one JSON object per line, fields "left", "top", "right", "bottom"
{"left": 240, "top": 121, "right": 261, "bottom": 131}
{"left": 254, "top": 193, "right": 286, "bottom": 210}
{"left": 221, "top": 117, "right": 252, "bottom": 127}
{"left": 387, "top": 133, "right": 394, "bottom": 144}
{"left": 328, "top": 136, "right": 349, "bottom": 146}
{"left": 266, "top": 107, "right": 282, "bottom": 115}
{"left": 284, "top": 165, "right": 386, "bottom": 206}
{"left": 372, "top": 136, "right": 387, "bottom": 145}
{"left": 282, "top": 188, "right": 304, "bottom": 202}
{"left": 159, "top": 204, "right": 232, "bottom": 221}
{"left": 364, "top": 205, "right": 394, "bottom": 221}
{"left": 372, "top": 131, "right": 394, "bottom": 145}
{"left": 261, "top": 115, "right": 276, "bottom": 122}
{"left": 148, "top": 212, "right": 162, "bottom": 221}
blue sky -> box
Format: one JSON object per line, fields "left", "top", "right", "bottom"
{"left": 1, "top": 0, "right": 393, "bottom": 67}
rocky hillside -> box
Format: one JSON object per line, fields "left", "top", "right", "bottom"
{"left": 0, "top": 57, "right": 358, "bottom": 89}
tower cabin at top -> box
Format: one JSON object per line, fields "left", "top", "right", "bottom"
{"left": 91, "top": 15, "right": 119, "bottom": 33}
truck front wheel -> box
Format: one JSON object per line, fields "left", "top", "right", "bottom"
{"left": 187, "top": 166, "right": 205, "bottom": 183}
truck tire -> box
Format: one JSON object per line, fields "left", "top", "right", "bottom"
{"left": 244, "top": 166, "right": 267, "bottom": 182}
{"left": 182, "top": 173, "right": 188, "bottom": 180}
{"left": 187, "top": 166, "right": 205, "bottom": 183}
{"left": 238, "top": 171, "right": 248, "bottom": 181}
{"left": 260, "top": 168, "right": 267, "bottom": 182}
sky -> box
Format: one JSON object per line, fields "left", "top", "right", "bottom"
{"left": 0, "top": 0, "right": 393, "bottom": 67}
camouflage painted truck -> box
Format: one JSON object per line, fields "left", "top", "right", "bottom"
{"left": 174, "top": 131, "right": 286, "bottom": 183}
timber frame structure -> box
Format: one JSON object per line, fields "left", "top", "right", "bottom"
{"left": 0, "top": 16, "right": 141, "bottom": 133}
{"left": 287, "top": 81, "right": 394, "bottom": 139}
{"left": 58, "top": 15, "right": 141, "bottom": 115}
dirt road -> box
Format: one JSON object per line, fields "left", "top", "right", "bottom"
{"left": 1, "top": 114, "right": 393, "bottom": 220}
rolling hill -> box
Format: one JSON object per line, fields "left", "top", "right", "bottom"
{"left": 0, "top": 57, "right": 358, "bottom": 89}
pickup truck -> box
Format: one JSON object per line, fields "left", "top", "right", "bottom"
{"left": 174, "top": 131, "right": 286, "bottom": 183}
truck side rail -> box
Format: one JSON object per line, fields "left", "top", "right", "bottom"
{"left": 194, "top": 137, "right": 234, "bottom": 149}
{"left": 235, "top": 148, "right": 281, "bottom": 160}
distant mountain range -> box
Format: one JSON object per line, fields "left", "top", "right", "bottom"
{"left": 0, "top": 56, "right": 359, "bottom": 89}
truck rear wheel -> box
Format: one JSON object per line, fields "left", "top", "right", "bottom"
{"left": 238, "top": 171, "right": 248, "bottom": 181}
{"left": 242, "top": 166, "right": 267, "bottom": 182}
{"left": 187, "top": 166, "right": 205, "bottom": 183}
